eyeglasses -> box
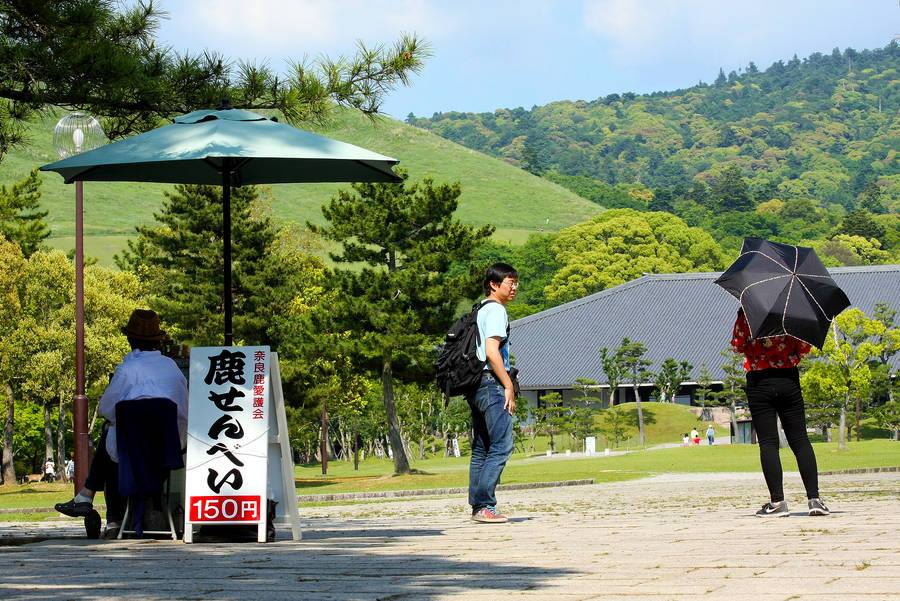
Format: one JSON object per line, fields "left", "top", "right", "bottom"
{"left": 502, "top": 280, "right": 519, "bottom": 290}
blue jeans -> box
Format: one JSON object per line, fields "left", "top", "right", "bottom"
{"left": 468, "top": 372, "right": 513, "bottom": 512}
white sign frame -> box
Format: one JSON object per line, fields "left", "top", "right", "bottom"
{"left": 183, "top": 349, "right": 301, "bottom": 543}
{"left": 184, "top": 346, "right": 271, "bottom": 542}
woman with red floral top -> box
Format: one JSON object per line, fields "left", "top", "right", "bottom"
{"left": 732, "top": 308, "right": 829, "bottom": 518}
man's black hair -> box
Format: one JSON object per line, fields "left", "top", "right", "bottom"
{"left": 483, "top": 262, "right": 518, "bottom": 296}
{"left": 128, "top": 337, "right": 162, "bottom": 352}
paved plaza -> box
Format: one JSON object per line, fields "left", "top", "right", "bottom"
{"left": 1, "top": 471, "right": 898, "bottom": 600}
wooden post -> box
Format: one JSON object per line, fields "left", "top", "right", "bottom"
{"left": 73, "top": 180, "right": 89, "bottom": 494}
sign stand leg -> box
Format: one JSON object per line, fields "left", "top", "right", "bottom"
{"left": 270, "top": 353, "right": 302, "bottom": 541}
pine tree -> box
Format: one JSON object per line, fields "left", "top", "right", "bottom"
{"left": 0, "top": 170, "right": 49, "bottom": 256}
{"left": 617, "top": 338, "right": 652, "bottom": 446}
{"left": 711, "top": 164, "right": 754, "bottom": 212}
{"left": 116, "top": 184, "right": 313, "bottom": 346}
{"left": 836, "top": 208, "right": 886, "bottom": 244}
{"left": 0, "top": 1, "right": 428, "bottom": 163}
{"left": 715, "top": 68, "right": 727, "bottom": 86}
{"left": 310, "top": 170, "right": 493, "bottom": 474}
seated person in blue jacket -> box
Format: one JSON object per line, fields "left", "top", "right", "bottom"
{"left": 56, "top": 309, "right": 188, "bottom": 536}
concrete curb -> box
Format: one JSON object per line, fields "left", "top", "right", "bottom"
{"left": 296, "top": 478, "right": 595, "bottom": 503}
{"left": 820, "top": 466, "right": 899, "bottom": 476}
{"left": 0, "top": 505, "right": 107, "bottom": 515}
{"left": 0, "top": 479, "right": 596, "bottom": 514}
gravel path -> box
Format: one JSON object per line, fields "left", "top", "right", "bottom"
{"left": 1, "top": 471, "right": 898, "bottom": 600}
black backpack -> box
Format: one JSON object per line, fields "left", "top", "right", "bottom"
{"left": 435, "top": 300, "right": 505, "bottom": 397}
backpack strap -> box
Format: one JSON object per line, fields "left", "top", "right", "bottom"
{"left": 473, "top": 299, "right": 508, "bottom": 349}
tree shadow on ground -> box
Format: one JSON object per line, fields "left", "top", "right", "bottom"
{"left": 1, "top": 523, "right": 579, "bottom": 600}
{"left": 627, "top": 407, "right": 657, "bottom": 427}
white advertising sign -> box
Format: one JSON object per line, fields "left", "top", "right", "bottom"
{"left": 185, "top": 346, "right": 270, "bottom": 528}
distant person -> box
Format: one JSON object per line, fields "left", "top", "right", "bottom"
{"left": 731, "top": 307, "right": 829, "bottom": 517}
{"left": 42, "top": 457, "right": 56, "bottom": 482}
{"left": 65, "top": 455, "right": 75, "bottom": 481}
{"left": 55, "top": 309, "right": 188, "bottom": 537}
{"left": 467, "top": 263, "right": 518, "bottom": 524}
{"left": 683, "top": 433, "right": 690, "bottom": 446}
{"left": 690, "top": 428, "right": 700, "bottom": 445}
{"left": 706, "top": 425, "right": 715, "bottom": 446}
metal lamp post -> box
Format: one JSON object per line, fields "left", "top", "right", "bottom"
{"left": 52, "top": 113, "right": 105, "bottom": 494}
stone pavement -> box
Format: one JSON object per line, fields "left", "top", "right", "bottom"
{"left": 1, "top": 471, "right": 898, "bottom": 600}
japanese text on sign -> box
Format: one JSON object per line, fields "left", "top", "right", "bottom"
{"left": 185, "top": 346, "right": 270, "bottom": 524}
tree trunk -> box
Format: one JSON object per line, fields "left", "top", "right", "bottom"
{"left": 633, "top": 383, "right": 645, "bottom": 446}
{"left": 838, "top": 394, "right": 848, "bottom": 451}
{"left": 382, "top": 357, "right": 410, "bottom": 474}
{"left": 43, "top": 401, "right": 53, "bottom": 465}
{"left": 854, "top": 395, "right": 862, "bottom": 442}
{"left": 2, "top": 383, "right": 16, "bottom": 485}
{"left": 56, "top": 396, "right": 67, "bottom": 482}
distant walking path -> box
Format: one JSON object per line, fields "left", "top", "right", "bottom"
{"left": 1, "top": 471, "right": 898, "bottom": 600}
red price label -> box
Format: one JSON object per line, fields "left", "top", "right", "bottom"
{"left": 189, "top": 495, "right": 261, "bottom": 522}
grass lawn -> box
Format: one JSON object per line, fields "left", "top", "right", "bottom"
{"left": 294, "top": 439, "right": 900, "bottom": 496}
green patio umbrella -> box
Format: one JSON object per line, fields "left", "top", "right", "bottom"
{"left": 41, "top": 105, "right": 401, "bottom": 344}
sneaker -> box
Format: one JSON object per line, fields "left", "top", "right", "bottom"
{"left": 471, "top": 506, "right": 508, "bottom": 523}
{"left": 808, "top": 498, "right": 830, "bottom": 516}
{"left": 755, "top": 500, "right": 790, "bottom": 517}
{"left": 101, "top": 522, "right": 121, "bottom": 540}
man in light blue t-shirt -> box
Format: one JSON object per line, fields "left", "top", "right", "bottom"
{"left": 468, "top": 262, "right": 518, "bottom": 524}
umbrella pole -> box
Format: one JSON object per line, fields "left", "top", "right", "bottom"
{"left": 73, "top": 180, "right": 88, "bottom": 494}
{"left": 223, "top": 163, "right": 233, "bottom": 346}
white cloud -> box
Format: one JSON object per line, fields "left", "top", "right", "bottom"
{"left": 162, "top": 0, "right": 459, "bottom": 58}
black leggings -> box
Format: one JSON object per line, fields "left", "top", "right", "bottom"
{"left": 746, "top": 368, "right": 819, "bottom": 502}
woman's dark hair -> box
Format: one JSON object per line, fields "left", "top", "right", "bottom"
{"left": 483, "top": 262, "right": 518, "bottom": 296}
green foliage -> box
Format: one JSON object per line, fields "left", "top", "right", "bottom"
{"left": 870, "top": 401, "right": 900, "bottom": 440}
{"left": 836, "top": 209, "right": 887, "bottom": 244}
{"left": 0, "top": 244, "right": 141, "bottom": 474}
{"left": 616, "top": 337, "right": 653, "bottom": 446}
{"left": 117, "top": 184, "right": 322, "bottom": 347}
{"left": 694, "top": 364, "right": 715, "bottom": 409}
{"left": 710, "top": 164, "right": 754, "bottom": 212}
{"left": 532, "top": 392, "right": 567, "bottom": 452}
{"left": 653, "top": 358, "right": 692, "bottom": 403}
{"left": 804, "top": 308, "right": 898, "bottom": 448}
{"left": 0, "top": 2, "right": 428, "bottom": 162}
{"left": 543, "top": 172, "right": 647, "bottom": 209}
{"left": 412, "top": 43, "right": 900, "bottom": 210}
{"left": 599, "top": 346, "right": 624, "bottom": 402}
{"left": 814, "top": 234, "right": 893, "bottom": 266}
{"left": 309, "top": 170, "right": 493, "bottom": 473}
{"left": 544, "top": 209, "right": 725, "bottom": 304}
{"left": 600, "top": 406, "right": 632, "bottom": 447}
{"left": 0, "top": 170, "right": 48, "bottom": 256}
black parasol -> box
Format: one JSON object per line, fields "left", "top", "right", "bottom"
{"left": 713, "top": 237, "right": 850, "bottom": 348}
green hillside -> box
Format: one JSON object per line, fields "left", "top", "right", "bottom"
{"left": 594, "top": 402, "right": 725, "bottom": 447}
{"left": 0, "top": 109, "right": 600, "bottom": 264}
{"left": 411, "top": 44, "right": 900, "bottom": 211}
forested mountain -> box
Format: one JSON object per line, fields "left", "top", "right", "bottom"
{"left": 409, "top": 44, "right": 900, "bottom": 214}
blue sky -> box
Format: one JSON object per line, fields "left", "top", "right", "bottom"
{"left": 156, "top": 0, "right": 899, "bottom": 119}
